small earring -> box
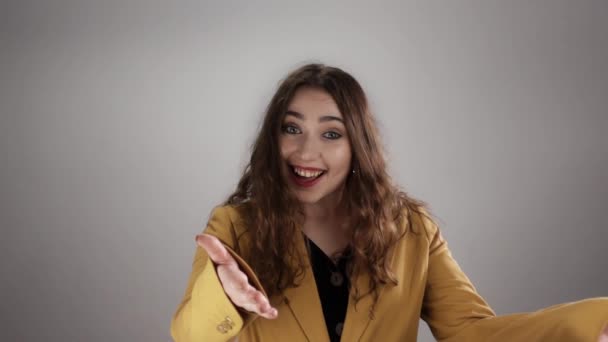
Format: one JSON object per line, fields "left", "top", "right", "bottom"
{"left": 352, "top": 168, "right": 356, "bottom": 174}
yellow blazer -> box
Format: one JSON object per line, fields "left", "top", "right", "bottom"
{"left": 171, "top": 205, "right": 608, "bottom": 341}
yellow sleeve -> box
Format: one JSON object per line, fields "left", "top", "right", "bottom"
{"left": 419, "top": 211, "right": 608, "bottom": 342}
{"left": 170, "top": 206, "right": 266, "bottom": 342}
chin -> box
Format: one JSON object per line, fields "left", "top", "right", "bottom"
{"left": 293, "top": 192, "right": 324, "bottom": 204}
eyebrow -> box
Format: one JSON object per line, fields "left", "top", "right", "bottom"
{"left": 285, "top": 110, "right": 344, "bottom": 123}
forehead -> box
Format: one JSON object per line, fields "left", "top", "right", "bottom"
{"left": 287, "top": 87, "right": 343, "bottom": 119}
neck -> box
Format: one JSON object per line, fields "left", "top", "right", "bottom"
{"left": 303, "top": 201, "right": 341, "bottom": 222}
{"left": 301, "top": 193, "right": 351, "bottom": 238}
{"left": 301, "top": 184, "right": 346, "bottom": 222}
{"left": 301, "top": 201, "right": 351, "bottom": 257}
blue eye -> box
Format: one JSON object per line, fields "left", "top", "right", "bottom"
{"left": 282, "top": 124, "right": 301, "bottom": 134}
{"left": 323, "top": 131, "right": 342, "bottom": 140}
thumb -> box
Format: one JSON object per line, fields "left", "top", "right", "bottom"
{"left": 196, "top": 234, "right": 236, "bottom": 266}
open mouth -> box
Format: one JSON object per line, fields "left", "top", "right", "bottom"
{"left": 288, "top": 165, "right": 326, "bottom": 187}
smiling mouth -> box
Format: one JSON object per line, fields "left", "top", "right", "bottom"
{"left": 289, "top": 165, "right": 326, "bottom": 187}
{"left": 289, "top": 165, "right": 326, "bottom": 180}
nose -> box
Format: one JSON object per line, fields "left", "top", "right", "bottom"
{"left": 296, "top": 134, "right": 321, "bottom": 161}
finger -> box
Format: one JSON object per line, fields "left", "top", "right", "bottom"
{"left": 217, "top": 263, "right": 250, "bottom": 293}
{"left": 247, "top": 289, "right": 278, "bottom": 319}
{"left": 263, "top": 307, "right": 279, "bottom": 319}
{"left": 226, "top": 285, "right": 276, "bottom": 319}
{"left": 196, "top": 234, "right": 236, "bottom": 266}
{"left": 226, "top": 283, "right": 259, "bottom": 307}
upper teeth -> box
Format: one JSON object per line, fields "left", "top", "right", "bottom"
{"left": 294, "top": 167, "right": 323, "bottom": 178}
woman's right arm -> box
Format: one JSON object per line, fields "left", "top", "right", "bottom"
{"left": 170, "top": 207, "right": 277, "bottom": 342}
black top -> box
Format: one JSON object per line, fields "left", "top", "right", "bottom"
{"left": 306, "top": 236, "right": 352, "bottom": 342}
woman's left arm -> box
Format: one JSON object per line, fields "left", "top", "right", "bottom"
{"left": 418, "top": 210, "right": 608, "bottom": 342}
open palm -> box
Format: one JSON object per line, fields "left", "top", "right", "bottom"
{"left": 195, "top": 234, "right": 278, "bottom": 320}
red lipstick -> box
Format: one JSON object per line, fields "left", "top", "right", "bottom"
{"left": 288, "top": 164, "right": 326, "bottom": 188}
{"left": 290, "top": 172, "right": 324, "bottom": 188}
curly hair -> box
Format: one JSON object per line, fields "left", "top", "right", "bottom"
{"left": 224, "top": 63, "right": 430, "bottom": 306}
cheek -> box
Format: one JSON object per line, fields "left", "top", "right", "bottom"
{"left": 279, "top": 136, "right": 297, "bottom": 156}
{"left": 326, "top": 143, "right": 352, "bottom": 173}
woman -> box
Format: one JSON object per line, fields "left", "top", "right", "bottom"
{"left": 171, "top": 63, "right": 608, "bottom": 341}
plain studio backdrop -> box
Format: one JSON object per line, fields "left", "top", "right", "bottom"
{"left": 1, "top": 1, "right": 607, "bottom": 341}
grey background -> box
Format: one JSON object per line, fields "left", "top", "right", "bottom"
{"left": 1, "top": 1, "right": 607, "bottom": 341}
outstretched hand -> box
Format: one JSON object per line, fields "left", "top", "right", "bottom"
{"left": 195, "top": 234, "right": 278, "bottom": 320}
{"left": 599, "top": 323, "right": 608, "bottom": 342}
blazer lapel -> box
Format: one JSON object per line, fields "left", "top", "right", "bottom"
{"left": 278, "top": 230, "right": 381, "bottom": 342}
{"left": 340, "top": 266, "right": 375, "bottom": 342}
{"left": 281, "top": 231, "right": 331, "bottom": 342}
{"left": 340, "top": 223, "right": 409, "bottom": 341}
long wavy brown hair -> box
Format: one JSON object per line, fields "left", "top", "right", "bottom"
{"left": 225, "top": 63, "right": 430, "bottom": 305}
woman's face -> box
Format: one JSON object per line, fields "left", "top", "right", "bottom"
{"left": 279, "top": 86, "right": 352, "bottom": 206}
